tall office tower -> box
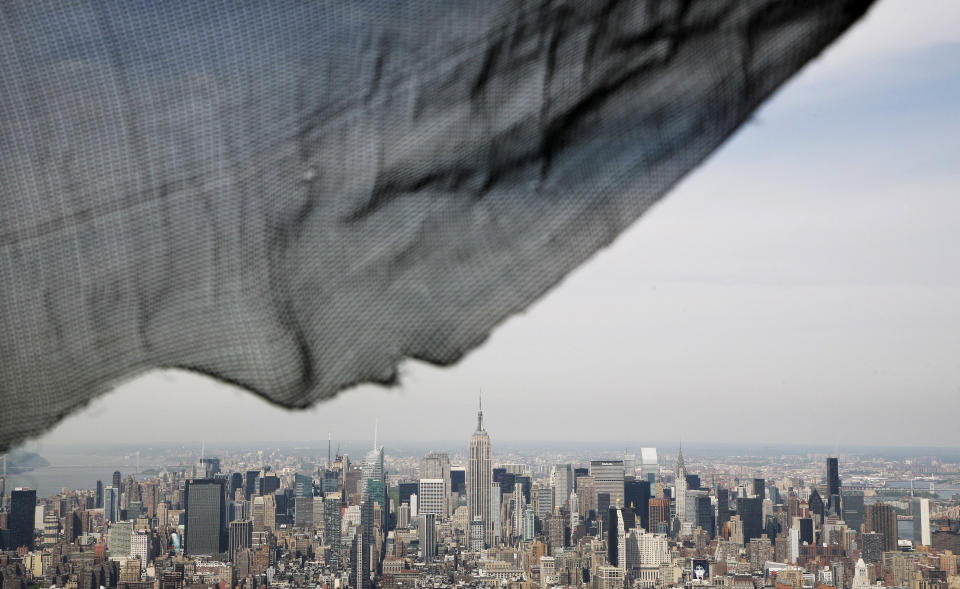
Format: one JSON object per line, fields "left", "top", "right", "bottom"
{"left": 674, "top": 449, "right": 688, "bottom": 529}
{"left": 252, "top": 496, "right": 265, "bottom": 529}
{"left": 184, "top": 479, "right": 226, "bottom": 556}
{"left": 259, "top": 473, "right": 280, "bottom": 496}
{"left": 623, "top": 454, "right": 637, "bottom": 479}
{"left": 842, "top": 492, "right": 864, "bottom": 531}
{"left": 312, "top": 496, "right": 325, "bottom": 530}
{"left": 911, "top": 498, "right": 931, "bottom": 546}
{"left": 695, "top": 494, "right": 715, "bottom": 538}
{"left": 522, "top": 508, "right": 535, "bottom": 541}
{"left": 489, "top": 483, "right": 502, "bottom": 545}
{"left": 294, "top": 473, "right": 313, "bottom": 498}
{"left": 113, "top": 470, "right": 122, "bottom": 489}
{"left": 551, "top": 464, "right": 574, "bottom": 509}
{"left": 419, "top": 512, "right": 437, "bottom": 563}
{"left": 576, "top": 476, "right": 597, "bottom": 521}
{"left": 767, "top": 482, "right": 782, "bottom": 505}
{"left": 43, "top": 511, "right": 59, "bottom": 546}
{"left": 324, "top": 494, "right": 343, "bottom": 564}
{"left": 244, "top": 470, "right": 260, "bottom": 500}
{"left": 418, "top": 479, "right": 445, "bottom": 516}
{"left": 229, "top": 472, "right": 244, "bottom": 498}
{"left": 625, "top": 479, "right": 651, "bottom": 531}
{"left": 640, "top": 448, "right": 658, "bottom": 481}
{"left": 420, "top": 453, "right": 452, "bottom": 516}
{"left": 545, "top": 513, "right": 565, "bottom": 554}
{"left": 798, "top": 517, "right": 814, "bottom": 544}
{"left": 808, "top": 488, "right": 825, "bottom": 523}
{"left": 865, "top": 502, "right": 898, "bottom": 552}
{"left": 534, "top": 483, "right": 554, "bottom": 516}
{"left": 262, "top": 494, "right": 277, "bottom": 531}
{"left": 294, "top": 496, "right": 314, "bottom": 528}
{"left": 570, "top": 490, "right": 579, "bottom": 528}
{"left": 200, "top": 458, "right": 221, "bottom": 478}
{"left": 451, "top": 467, "right": 466, "bottom": 495}
{"left": 826, "top": 457, "right": 841, "bottom": 507}
{"left": 591, "top": 460, "right": 625, "bottom": 529}
{"left": 467, "top": 398, "right": 493, "bottom": 545}
{"left": 685, "top": 474, "right": 701, "bottom": 490}
{"left": 649, "top": 498, "right": 670, "bottom": 534}
{"left": 398, "top": 502, "right": 411, "bottom": 529}
{"left": 607, "top": 506, "right": 627, "bottom": 570}
{"left": 104, "top": 487, "right": 119, "bottom": 523}
{"left": 352, "top": 527, "right": 371, "bottom": 589}
{"left": 513, "top": 493, "right": 525, "bottom": 540}
{"left": 736, "top": 497, "right": 763, "bottom": 544}
{"left": 96, "top": 480, "right": 104, "bottom": 508}
{"left": 9, "top": 488, "right": 37, "bottom": 550}
{"left": 398, "top": 481, "right": 419, "bottom": 508}
{"left": 717, "top": 488, "right": 730, "bottom": 529}
{"left": 753, "top": 478, "right": 766, "bottom": 499}
{"left": 229, "top": 519, "right": 253, "bottom": 561}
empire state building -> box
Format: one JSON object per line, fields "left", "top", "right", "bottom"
{"left": 467, "top": 398, "right": 492, "bottom": 546}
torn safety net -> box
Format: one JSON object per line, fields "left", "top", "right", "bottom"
{"left": 0, "top": 0, "right": 875, "bottom": 448}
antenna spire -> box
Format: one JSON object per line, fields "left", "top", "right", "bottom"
{"left": 477, "top": 391, "right": 484, "bottom": 431}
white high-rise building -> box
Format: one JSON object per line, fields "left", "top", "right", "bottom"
{"left": 131, "top": 531, "right": 150, "bottom": 570}
{"left": 489, "top": 483, "right": 502, "bottom": 545}
{"left": 551, "top": 464, "right": 574, "bottom": 510}
{"left": 640, "top": 448, "right": 658, "bottom": 480}
{"left": 467, "top": 398, "right": 493, "bottom": 545}
{"left": 911, "top": 498, "right": 931, "bottom": 546}
{"left": 635, "top": 528, "right": 669, "bottom": 567}
{"left": 674, "top": 447, "right": 688, "bottom": 530}
{"left": 418, "top": 479, "right": 445, "bottom": 517}
{"left": 420, "top": 453, "right": 452, "bottom": 516}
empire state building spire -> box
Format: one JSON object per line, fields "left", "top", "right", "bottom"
{"left": 477, "top": 394, "right": 484, "bottom": 431}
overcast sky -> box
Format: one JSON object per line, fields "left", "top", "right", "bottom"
{"left": 29, "top": 1, "right": 960, "bottom": 450}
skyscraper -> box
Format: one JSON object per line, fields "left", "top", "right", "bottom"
{"left": 9, "top": 488, "right": 36, "bottom": 550}
{"left": 418, "top": 479, "right": 445, "bottom": 516}
{"left": 590, "top": 460, "right": 625, "bottom": 529}
{"left": 184, "top": 479, "right": 227, "bottom": 556}
{"left": 607, "top": 506, "right": 627, "bottom": 570}
{"left": 324, "top": 494, "right": 343, "bottom": 565}
{"left": 113, "top": 470, "right": 122, "bottom": 490}
{"left": 624, "top": 479, "right": 651, "bottom": 531}
{"left": 865, "top": 502, "right": 898, "bottom": 552}
{"left": 104, "top": 487, "right": 118, "bottom": 523}
{"left": 467, "top": 398, "right": 492, "bottom": 546}
{"left": 419, "top": 512, "right": 437, "bottom": 563}
{"left": 674, "top": 448, "right": 688, "bottom": 530}
{"left": 736, "top": 497, "right": 763, "bottom": 544}
{"left": 550, "top": 464, "right": 574, "bottom": 510}
{"left": 911, "top": 498, "right": 931, "bottom": 546}
{"left": 826, "top": 458, "right": 841, "bottom": 500}
{"left": 229, "top": 519, "right": 252, "bottom": 561}
{"left": 420, "top": 453, "right": 452, "bottom": 516}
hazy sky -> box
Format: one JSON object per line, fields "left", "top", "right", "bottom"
{"left": 29, "top": 1, "right": 960, "bottom": 450}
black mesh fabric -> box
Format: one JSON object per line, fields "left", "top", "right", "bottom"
{"left": 0, "top": 0, "right": 875, "bottom": 449}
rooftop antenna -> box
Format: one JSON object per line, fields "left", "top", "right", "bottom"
{"left": 477, "top": 390, "right": 484, "bottom": 431}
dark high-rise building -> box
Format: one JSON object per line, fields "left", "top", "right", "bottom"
{"left": 184, "top": 479, "right": 227, "bottom": 556}
{"left": 842, "top": 492, "right": 864, "bottom": 531}
{"left": 752, "top": 479, "right": 765, "bottom": 499}
{"left": 398, "top": 482, "right": 418, "bottom": 508}
{"left": 96, "top": 480, "right": 104, "bottom": 508}
{"left": 685, "top": 474, "right": 701, "bottom": 491}
{"left": 451, "top": 468, "right": 466, "bottom": 495}
{"left": 799, "top": 517, "right": 814, "bottom": 544}
{"left": 112, "top": 471, "right": 122, "bottom": 489}
{"left": 717, "top": 488, "right": 730, "bottom": 529}
{"left": 259, "top": 474, "right": 280, "bottom": 496}
{"left": 624, "top": 479, "right": 651, "bottom": 531}
{"left": 865, "top": 502, "right": 898, "bottom": 552}
{"left": 826, "top": 458, "right": 841, "bottom": 512}
{"left": 230, "top": 473, "right": 244, "bottom": 498}
{"left": 736, "top": 497, "right": 763, "bottom": 543}
{"left": 574, "top": 467, "right": 589, "bottom": 479}
{"left": 695, "top": 494, "right": 715, "bottom": 538}
{"left": 419, "top": 512, "right": 437, "bottom": 563}
{"left": 767, "top": 483, "right": 781, "bottom": 505}
{"left": 861, "top": 531, "right": 884, "bottom": 564}
{"left": 9, "top": 488, "right": 37, "bottom": 550}
{"left": 245, "top": 471, "right": 260, "bottom": 499}
{"left": 808, "top": 488, "right": 825, "bottom": 524}
{"left": 294, "top": 473, "right": 313, "bottom": 498}
{"left": 493, "top": 468, "right": 507, "bottom": 483}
